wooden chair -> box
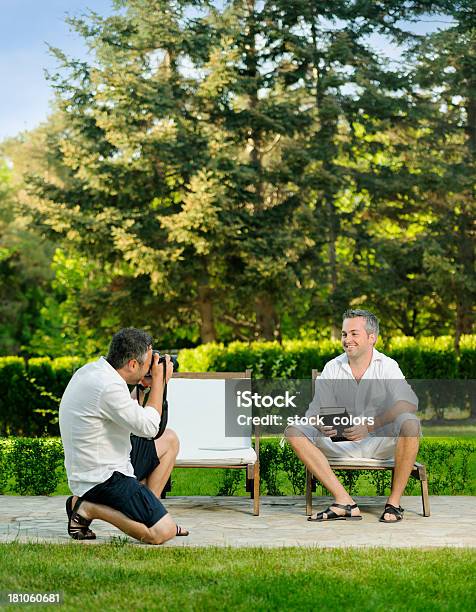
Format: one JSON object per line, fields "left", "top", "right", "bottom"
{"left": 305, "top": 369, "right": 430, "bottom": 517}
{"left": 164, "top": 370, "right": 260, "bottom": 515}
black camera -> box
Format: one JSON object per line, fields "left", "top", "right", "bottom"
{"left": 147, "top": 350, "right": 179, "bottom": 376}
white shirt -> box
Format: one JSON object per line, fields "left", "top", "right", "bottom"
{"left": 59, "top": 356, "right": 161, "bottom": 496}
{"left": 306, "top": 348, "right": 418, "bottom": 419}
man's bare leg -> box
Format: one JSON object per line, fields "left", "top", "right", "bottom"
{"left": 70, "top": 497, "right": 176, "bottom": 544}
{"left": 384, "top": 421, "right": 420, "bottom": 521}
{"left": 141, "top": 429, "right": 189, "bottom": 535}
{"left": 285, "top": 426, "right": 361, "bottom": 518}
{"left": 143, "top": 429, "right": 179, "bottom": 498}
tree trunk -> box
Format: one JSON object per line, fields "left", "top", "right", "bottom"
{"left": 454, "top": 203, "right": 474, "bottom": 353}
{"left": 255, "top": 293, "right": 280, "bottom": 341}
{"left": 197, "top": 285, "right": 217, "bottom": 343}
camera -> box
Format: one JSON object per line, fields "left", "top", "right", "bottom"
{"left": 147, "top": 350, "right": 179, "bottom": 377}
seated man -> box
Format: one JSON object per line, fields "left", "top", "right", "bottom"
{"left": 285, "top": 309, "right": 420, "bottom": 523}
{"left": 59, "top": 327, "right": 188, "bottom": 544}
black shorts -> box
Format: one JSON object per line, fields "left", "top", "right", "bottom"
{"left": 130, "top": 434, "right": 160, "bottom": 481}
{"left": 82, "top": 471, "right": 167, "bottom": 528}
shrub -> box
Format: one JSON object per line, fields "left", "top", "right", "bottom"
{"left": 259, "top": 437, "right": 475, "bottom": 497}
{"left": 179, "top": 336, "right": 475, "bottom": 379}
{"left": 217, "top": 468, "right": 244, "bottom": 496}
{"left": 259, "top": 439, "right": 284, "bottom": 495}
{"left": 1, "top": 437, "right": 64, "bottom": 495}
{"left": 0, "top": 438, "right": 13, "bottom": 493}
{"left": 0, "top": 356, "right": 83, "bottom": 436}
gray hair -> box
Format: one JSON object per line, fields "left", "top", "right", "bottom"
{"left": 106, "top": 328, "right": 153, "bottom": 370}
{"left": 342, "top": 309, "right": 379, "bottom": 337}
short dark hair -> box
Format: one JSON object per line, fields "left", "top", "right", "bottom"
{"left": 342, "top": 309, "right": 379, "bottom": 337}
{"left": 106, "top": 328, "right": 153, "bottom": 370}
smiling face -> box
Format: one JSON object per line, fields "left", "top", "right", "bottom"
{"left": 341, "top": 317, "right": 376, "bottom": 362}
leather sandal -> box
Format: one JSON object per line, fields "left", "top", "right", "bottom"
{"left": 66, "top": 496, "right": 96, "bottom": 540}
{"left": 176, "top": 525, "right": 189, "bottom": 536}
{"left": 379, "top": 503, "right": 404, "bottom": 523}
{"left": 308, "top": 502, "right": 362, "bottom": 521}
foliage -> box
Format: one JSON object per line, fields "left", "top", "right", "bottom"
{"left": 259, "top": 439, "right": 283, "bottom": 495}
{"left": 1, "top": 437, "right": 64, "bottom": 495}
{"left": 0, "top": 1, "right": 472, "bottom": 354}
{"left": 217, "top": 468, "right": 244, "bottom": 496}
{"left": 0, "top": 356, "right": 82, "bottom": 436}
{"left": 179, "top": 336, "right": 476, "bottom": 379}
{"left": 1, "top": 436, "right": 474, "bottom": 497}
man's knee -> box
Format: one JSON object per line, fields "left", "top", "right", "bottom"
{"left": 146, "top": 514, "right": 176, "bottom": 545}
{"left": 161, "top": 429, "right": 180, "bottom": 454}
{"left": 284, "top": 425, "right": 305, "bottom": 448}
{"left": 397, "top": 414, "right": 421, "bottom": 438}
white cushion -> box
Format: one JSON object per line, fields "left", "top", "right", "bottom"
{"left": 175, "top": 447, "right": 257, "bottom": 466}
{"left": 328, "top": 457, "right": 395, "bottom": 467}
{"left": 166, "top": 377, "right": 256, "bottom": 465}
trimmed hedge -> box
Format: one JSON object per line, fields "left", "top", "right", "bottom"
{"left": 179, "top": 336, "right": 476, "bottom": 379}
{"left": 0, "top": 356, "right": 83, "bottom": 436}
{"left": 259, "top": 437, "right": 476, "bottom": 497}
{"left": 0, "top": 336, "right": 474, "bottom": 435}
{"left": 0, "top": 437, "right": 474, "bottom": 497}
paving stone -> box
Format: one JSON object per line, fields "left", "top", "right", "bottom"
{"left": 0, "top": 495, "right": 474, "bottom": 548}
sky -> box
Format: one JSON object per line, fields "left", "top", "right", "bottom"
{"left": 0, "top": 1, "right": 452, "bottom": 142}
{"left": 0, "top": 0, "right": 115, "bottom": 140}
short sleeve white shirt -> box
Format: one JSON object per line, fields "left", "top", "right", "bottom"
{"left": 306, "top": 348, "right": 418, "bottom": 419}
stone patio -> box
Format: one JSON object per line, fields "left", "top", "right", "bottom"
{"left": 1, "top": 495, "right": 474, "bottom": 548}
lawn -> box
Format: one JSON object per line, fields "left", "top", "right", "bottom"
{"left": 0, "top": 544, "right": 475, "bottom": 611}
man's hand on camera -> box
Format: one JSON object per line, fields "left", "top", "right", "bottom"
{"left": 318, "top": 425, "right": 338, "bottom": 438}
{"left": 344, "top": 424, "right": 369, "bottom": 441}
{"left": 149, "top": 353, "right": 173, "bottom": 385}
{"left": 163, "top": 354, "right": 173, "bottom": 384}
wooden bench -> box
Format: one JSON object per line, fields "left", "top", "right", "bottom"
{"left": 164, "top": 371, "right": 260, "bottom": 515}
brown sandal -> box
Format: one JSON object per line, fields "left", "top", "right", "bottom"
{"left": 66, "top": 496, "right": 96, "bottom": 540}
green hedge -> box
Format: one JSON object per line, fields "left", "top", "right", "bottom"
{"left": 0, "top": 336, "right": 474, "bottom": 436}
{"left": 179, "top": 336, "right": 476, "bottom": 379}
{"left": 0, "top": 438, "right": 64, "bottom": 495}
{"left": 259, "top": 437, "right": 476, "bottom": 497}
{"left": 0, "top": 437, "right": 474, "bottom": 497}
{"left": 0, "top": 357, "right": 83, "bottom": 436}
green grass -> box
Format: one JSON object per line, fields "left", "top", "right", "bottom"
{"left": 422, "top": 425, "right": 476, "bottom": 438}
{"left": 0, "top": 544, "right": 474, "bottom": 611}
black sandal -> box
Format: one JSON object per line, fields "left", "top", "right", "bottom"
{"left": 379, "top": 503, "right": 404, "bottom": 523}
{"left": 176, "top": 525, "right": 189, "bottom": 536}
{"left": 308, "top": 502, "right": 362, "bottom": 522}
{"left": 66, "top": 496, "right": 96, "bottom": 540}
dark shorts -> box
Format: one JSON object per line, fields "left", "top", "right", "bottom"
{"left": 82, "top": 471, "right": 167, "bottom": 528}
{"left": 130, "top": 434, "right": 160, "bottom": 481}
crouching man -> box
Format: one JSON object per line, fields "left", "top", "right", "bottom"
{"left": 59, "top": 327, "right": 188, "bottom": 544}
{"left": 285, "top": 309, "right": 421, "bottom": 523}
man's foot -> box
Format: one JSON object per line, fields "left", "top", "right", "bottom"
{"left": 308, "top": 502, "right": 362, "bottom": 521}
{"left": 66, "top": 496, "right": 96, "bottom": 540}
{"left": 176, "top": 525, "right": 189, "bottom": 536}
{"left": 379, "top": 503, "right": 404, "bottom": 523}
